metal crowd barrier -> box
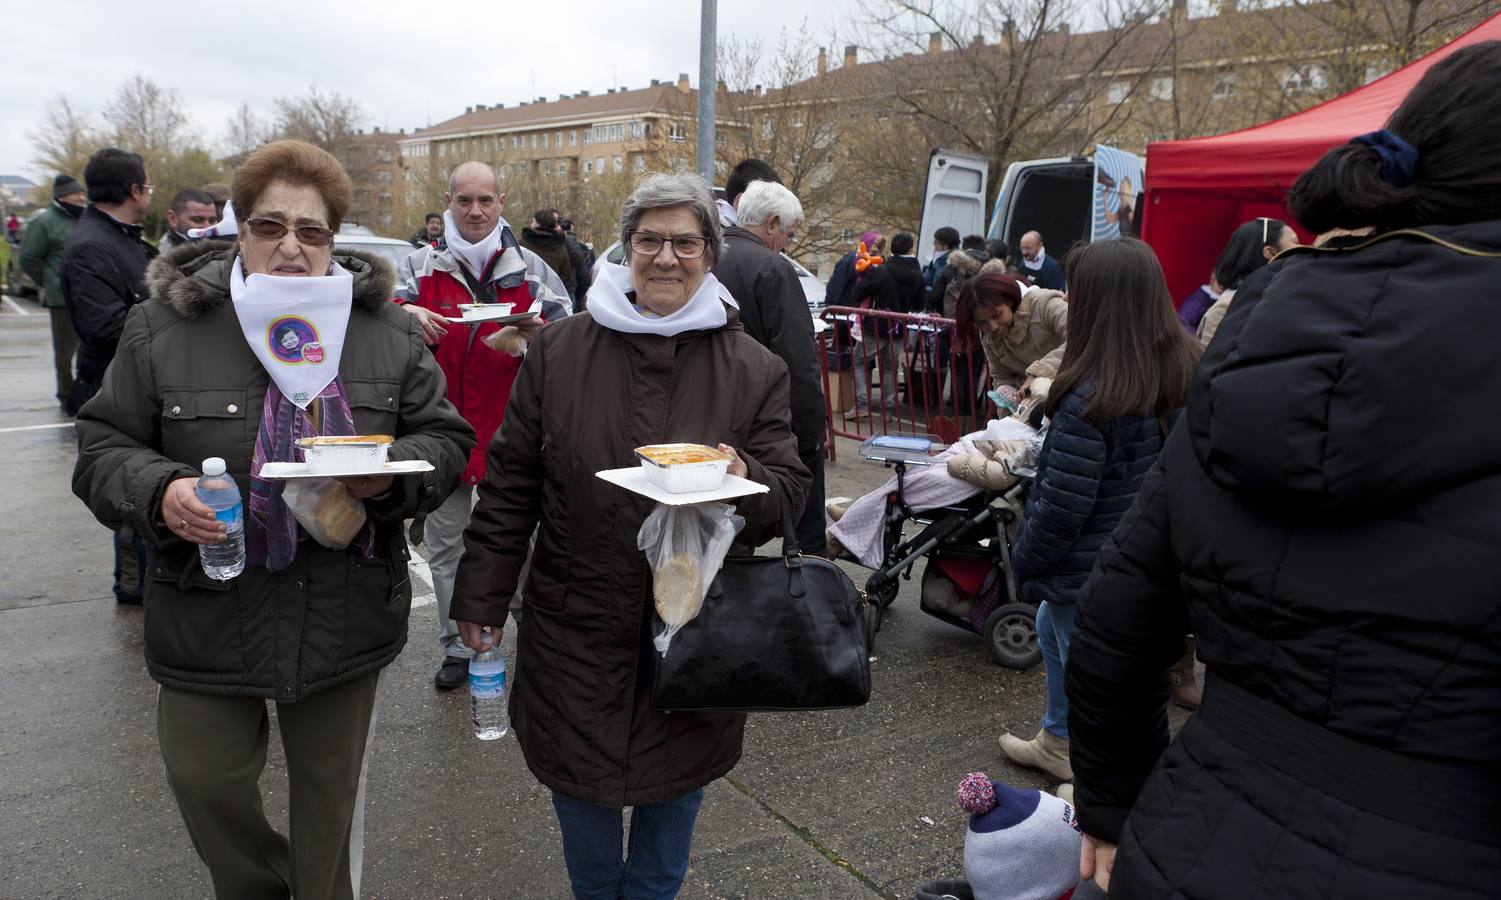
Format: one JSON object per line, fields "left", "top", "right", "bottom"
{"left": 817, "top": 306, "right": 994, "bottom": 460}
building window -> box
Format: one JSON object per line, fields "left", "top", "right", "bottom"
{"left": 596, "top": 156, "right": 605, "bottom": 173}
{"left": 1150, "top": 77, "right": 1173, "bottom": 102}
{"left": 633, "top": 155, "right": 646, "bottom": 172}
{"left": 543, "top": 133, "right": 550, "bottom": 149}
{"left": 570, "top": 130, "right": 578, "bottom": 146}
{"left": 584, "top": 127, "right": 593, "bottom": 145}
{"left": 1212, "top": 72, "right": 1236, "bottom": 101}
{"left": 1282, "top": 64, "right": 1329, "bottom": 94}
{"left": 377, "top": 171, "right": 392, "bottom": 186}
{"left": 613, "top": 156, "right": 624, "bottom": 173}
{"left": 556, "top": 131, "right": 564, "bottom": 148}
{"left": 669, "top": 122, "right": 685, "bottom": 142}
{"left": 1364, "top": 62, "right": 1389, "bottom": 84}
{"left": 583, "top": 158, "right": 593, "bottom": 175}
{"left": 1107, "top": 80, "right": 1130, "bottom": 105}
{"left": 512, "top": 135, "right": 520, "bottom": 149}
{"left": 530, "top": 133, "right": 538, "bottom": 149}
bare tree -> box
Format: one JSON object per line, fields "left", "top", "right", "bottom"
{"left": 102, "top": 75, "right": 189, "bottom": 157}
{"left": 717, "top": 27, "right": 855, "bottom": 264}
{"left": 222, "top": 103, "right": 269, "bottom": 161}
{"left": 29, "top": 97, "right": 102, "bottom": 180}
{"left": 274, "top": 88, "right": 365, "bottom": 155}
{"left": 1280, "top": 0, "right": 1501, "bottom": 91}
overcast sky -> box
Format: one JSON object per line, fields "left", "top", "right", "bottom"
{"left": 1, "top": 0, "right": 859, "bottom": 182}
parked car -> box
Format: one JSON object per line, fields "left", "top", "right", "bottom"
{"left": 333, "top": 228, "right": 420, "bottom": 273}
{"left": 590, "top": 240, "right": 825, "bottom": 309}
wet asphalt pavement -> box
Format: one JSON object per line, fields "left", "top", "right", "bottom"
{"left": 0, "top": 290, "right": 1107, "bottom": 899}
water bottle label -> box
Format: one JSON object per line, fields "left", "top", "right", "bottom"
{"left": 471, "top": 670, "right": 505, "bottom": 699}
{"left": 215, "top": 502, "right": 243, "bottom": 532}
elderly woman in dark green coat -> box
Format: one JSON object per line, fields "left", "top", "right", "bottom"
{"left": 71, "top": 140, "right": 472, "bottom": 900}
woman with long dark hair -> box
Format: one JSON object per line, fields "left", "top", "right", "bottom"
{"left": 1195, "top": 216, "right": 1298, "bottom": 345}
{"left": 997, "top": 238, "right": 1199, "bottom": 786}
{"left": 1066, "top": 42, "right": 1501, "bottom": 898}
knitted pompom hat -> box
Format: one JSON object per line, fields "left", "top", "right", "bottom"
{"left": 957, "top": 772, "right": 1081, "bottom": 900}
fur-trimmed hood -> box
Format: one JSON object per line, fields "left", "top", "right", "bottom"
{"left": 946, "top": 249, "right": 986, "bottom": 277}
{"left": 146, "top": 239, "right": 397, "bottom": 319}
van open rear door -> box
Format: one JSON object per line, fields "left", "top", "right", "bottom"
{"left": 916, "top": 149, "right": 989, "bottom": 267}
{"left": 985, "top": 157, "right": 1094, "bottom": 260}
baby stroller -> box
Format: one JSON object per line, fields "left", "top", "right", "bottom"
{"left": 856, "top": 435, "right": 1040, "bottom": 669}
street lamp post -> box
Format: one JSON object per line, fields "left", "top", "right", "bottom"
{"left": 696, "top": 0, "right": 717, "bottom": 182}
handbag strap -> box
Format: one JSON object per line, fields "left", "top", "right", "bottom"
{"left": 775, "top": 479, "right": 802, "bottom": 563}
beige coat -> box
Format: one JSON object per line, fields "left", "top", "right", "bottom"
{"left": 982, "top": 288, "right": 1068, "bottom": 390}
{"left": 1196, "top": 288, "right": 1237, "bottom": 347}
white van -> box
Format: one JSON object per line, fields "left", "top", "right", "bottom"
{"left": 917, "top": 146, "right": 1144, "bottom": 266}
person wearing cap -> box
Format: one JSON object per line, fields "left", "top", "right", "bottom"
{"left": 19, "top": 174, "right": 88, "bottom": 411}
{"left": 200, "top": 182, "right": 230, "bottom": 221}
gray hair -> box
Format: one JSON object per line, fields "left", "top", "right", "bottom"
{"left": 619, "top": 173, "right": 724, "bottom": 264}
{"left": 736, "top": 180, "right": 804, "bottom": 231}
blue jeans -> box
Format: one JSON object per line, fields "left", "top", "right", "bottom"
{"left": 551, "top": 788, "right": 705, "bottom": 900}
{"left": 1037, "top": 601, "right": 1077, "bottom": 739}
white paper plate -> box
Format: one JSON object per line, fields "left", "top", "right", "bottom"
{"left": 258, "top": 460, "right": 435, "bottom": 480}
{"left": 447, "top": 307, "right": 540, "bottom": 325}
{"left": 595, "top": 467, "right": 770, "bottom": 506}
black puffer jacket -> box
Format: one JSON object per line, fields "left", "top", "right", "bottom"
{"left": 1011, "top": 382, "right": 1166, "bottom": 607}
{"left": 1066, "top": 223, "right": 1501, "bottom": 899}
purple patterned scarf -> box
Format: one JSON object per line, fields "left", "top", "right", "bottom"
{"left": 248, "top": 380, "right": 375, "bottom": 572}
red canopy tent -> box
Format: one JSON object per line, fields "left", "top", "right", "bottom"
{"left": 1143, "top": 12, "right": 1501, "bottom": 301}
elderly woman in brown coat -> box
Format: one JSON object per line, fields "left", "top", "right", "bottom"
{"left": 451, "top": 172, "right": 809, "bottom": 900}
{"left": 958, "top": 268, "right": 1068, "bottom": 398}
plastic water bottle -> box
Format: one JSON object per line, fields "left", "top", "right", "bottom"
{"left": 470, "top": 639, "right": 509, "bottom": 740}
{"left": 196, "top": 457, "right": 245, "bottom": 580}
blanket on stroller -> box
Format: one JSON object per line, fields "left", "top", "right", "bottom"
{"left": 830, "top": 417, "right": 1038, "bottom": 568}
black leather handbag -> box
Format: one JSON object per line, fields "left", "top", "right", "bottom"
{"left": 649, "top": 497, "right": 872, "bottom": 712}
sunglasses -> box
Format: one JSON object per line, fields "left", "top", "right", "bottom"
{"left": 245, "top": 217, "right": 335, "bottom": 247}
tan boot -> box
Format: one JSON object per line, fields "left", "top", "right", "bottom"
{"left": 998, "top": 728, "right": 1073, "bottom": 782}
{"left": 1055, "top": 783, "right": 1075, "bottom": 805}
{"left": 826, "top": 531, "right": 846, "bottom": 561}
{"left": 825, "top": 498, "right": 852, "bottom": 523}
{"left": 1171, "top": 636, "right": 1202, "bottom": 711}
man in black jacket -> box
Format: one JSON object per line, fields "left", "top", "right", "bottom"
{"left": 60, "top": 147, "right": 157, "bottom": 605}
{"left": 61, "top": 148, "right": 158, "bottom": 417}
{"left": 712, "top": 179, "right": 828, "bottom": 555}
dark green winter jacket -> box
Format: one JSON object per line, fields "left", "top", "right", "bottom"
{"left": 72, "top": 241, "right": 474, "bottom": 700}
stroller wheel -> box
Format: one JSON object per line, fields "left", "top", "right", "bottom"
{"left": 865, "top": 573, "right": 900, "bottom": 609}
{"left": 984, "top": 603, "right": 1042, "bottom": 669}
{"left": 863, "top": 599, "right": 882, "bottom": 652}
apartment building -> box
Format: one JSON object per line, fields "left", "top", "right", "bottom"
{"left": 397, "top": 74, "right": 710, "bottom": 201}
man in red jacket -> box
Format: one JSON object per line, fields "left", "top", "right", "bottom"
{"left": 396, "top": 160, "right": 571, "bottom": 689}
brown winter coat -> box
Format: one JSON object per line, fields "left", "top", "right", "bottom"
{"left": 980, "top": 287, "right": 1068, "bottom": 390}
{"left": 72, "top": 241, "right": 473, "bottom": 701}
{"left": 450, "top": 307, "right": 811, "bottom": 808}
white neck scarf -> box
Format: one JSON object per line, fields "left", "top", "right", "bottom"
{"left": 715, "top": 198, "right": 739, "bottom": 227}
{"left": 1023, "top": 249, "right": 1047, "bottom": 271}
{"left": 229, "top": 256, "right": 354, "bottom": 409}
{"left": 588, "top": 263, "right": 736, "bottom": 337}
{"left": 188, "top": 199, "right": 238, "bottom": 239}
{"left": 444, "top": 211, "right": 505, "bottom": 277}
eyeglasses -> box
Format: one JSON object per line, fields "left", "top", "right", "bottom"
{"left": 628, "top": 230, "right": 708, "bottom": 259}
{"left": 245, "top": 218, "right": 336, "bottom": 247}
{"left": 137, "top": 183, "right": 155, "bottom": 196}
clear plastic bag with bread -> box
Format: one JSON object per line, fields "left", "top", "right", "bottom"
{"left": 283, "top": 477, "right": 368, "bottom": 549}
{"left": 637, "top": 502, "right": 744, "bottom": 656}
